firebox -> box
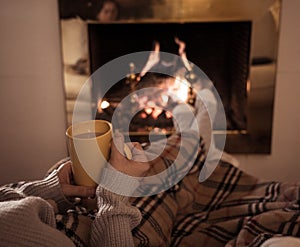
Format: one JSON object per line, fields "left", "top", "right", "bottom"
{"left": 87, "top": 21, "right": 273, "bottom": 154}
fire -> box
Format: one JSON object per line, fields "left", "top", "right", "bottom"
{"left": 151, "top": 108, "right": 163, "bottom": 119}
{"left": 142, "top": 101, "right": 163, "bottom": 119}
{"left": 140, "top": 112, "right": 147, "bottom": 118}
{"left": 167, "top": 76, "right": 190, "bottom": 103}
{"left": 140, "top": 77, "right": 191, "bottom": 120}
{"left": 144, "top": 107, "right": 153, "bottom": 115}
{"left": 97, "top": 99, "right": 110, "bottom": 113}
{"left": 165, "top": 111, "right": 172, "bottom": 119}
{"left": 97, "top": 74, "right": 193, "bottom": 132}
{"left": 100, "top": 100, "right": 110, "bottom": 109}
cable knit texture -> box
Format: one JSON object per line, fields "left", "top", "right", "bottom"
{"left": 0, "top": 197, "right": 74, "bottom": 247}
{"left": 0, "top": 169, "right": 142, "bottom": 247}
{"left": 90, "top": 186, "right": 142, "bottom": 247}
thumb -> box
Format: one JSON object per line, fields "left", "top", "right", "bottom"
{"left": 126, "top": 142, "right": 148, "bottom": 162}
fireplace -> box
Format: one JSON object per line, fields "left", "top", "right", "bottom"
{"left": 87, "top": 21, "right": 273, "bottom": 154}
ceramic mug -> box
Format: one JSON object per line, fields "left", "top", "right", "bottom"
{"left": 66, "top": 120, "right": 112, "bottom": 187}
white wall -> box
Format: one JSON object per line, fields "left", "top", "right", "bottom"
{"left": 0, "top": 0, "right": 68, "bottom": 184}
{"left": 236, "top": 0, "right": 300, "bottom": 182}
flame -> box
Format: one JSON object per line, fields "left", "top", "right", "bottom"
{"left": 151, "top": 108, "right": 163, "bottom": 119}
{"left": 165, "top": 111, "right": 172, "bottom": 119}
{"left": 97, "top": 100, "right": 110, "bottom": 113}
{"left": 144, "top": 107, "right": 153, "bottom": 115}
{"left": 168, "top": 76, "right": 190, "bottom": 102}
{"left": 100, "top": 100, "right": 110, "bottom": 109}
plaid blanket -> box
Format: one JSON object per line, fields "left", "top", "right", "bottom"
{"left": 127, "top": 134, "right": 300, "bottom": 247}
{"left": 58, "top": 134, "right": 300, "bottom": 246}
{"left": 130, "top": 161, "right": 300, "bottom": 247}
{"left": 10, "top": 134, "right": 300, "bottom": 246}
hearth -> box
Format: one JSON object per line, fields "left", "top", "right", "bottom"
{"left": 87, "top": 21, "right": 273, "bottom": 153}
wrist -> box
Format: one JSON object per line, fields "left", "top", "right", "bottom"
{"left": 98, "top": 167, "right": 140, "bottom": 197}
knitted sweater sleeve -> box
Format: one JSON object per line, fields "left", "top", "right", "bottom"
{"left": 90, "top": 186, "right": 142, "bottom": 247}
{"left": 0, "top": 172, "right": 76, "bottom": 247}
{"left": 0, "top": 170, "right": 73, "bottom": 212}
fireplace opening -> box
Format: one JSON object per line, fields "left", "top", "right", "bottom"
{"left": 88, "top": 21, "right": 252, "bottom": 152}
{"left": 96, "top": 72, "right": 194, "bottom": 136}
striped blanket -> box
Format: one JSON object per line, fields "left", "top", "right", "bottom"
{"left": 52, "top": 133, "right": 300, "bottom": 246}
{"left": 129, "top": 134, "right": 300, "bottom": 247}
{"left": 130, "top": 161, "right": 300, "bottom": 247}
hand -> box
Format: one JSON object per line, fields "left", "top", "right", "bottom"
{"left": 56, "top": 162, "right": 96, "bottom": 198}
{"left": 109, "top": 132, "right": 150, "bottom": 177}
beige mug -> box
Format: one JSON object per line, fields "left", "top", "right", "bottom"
{"left": 66, "top": 120, "right": 112, "bottom": 187}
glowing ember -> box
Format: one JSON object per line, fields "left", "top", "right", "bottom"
{"left": 96, "top": 73, "right": 194, "bottom": 135}
{"left": 100, "top": 100, "right": 110, "bottom": 109}
{"left": 165, "top": 111, "right": 172, "bottom": 119}
{"left": 151, "top": 108, "right": 163, "bottom": 119}
{"left": 140, "top": 112, "right": 147, "bottom": 118}
{"left": 144, "top": 107, "right": 153, "bottom": 115}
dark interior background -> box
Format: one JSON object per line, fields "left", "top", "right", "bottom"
{"left": 58, "top": 0, "right": 153, "bottom": 20}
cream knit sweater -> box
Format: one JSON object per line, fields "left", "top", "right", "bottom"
{"left": 0, "top": 170, "right": 141, "bottom": 247}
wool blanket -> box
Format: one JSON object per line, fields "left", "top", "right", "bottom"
{"left": 9, "top": 133, "right": 300, "bottom": 246}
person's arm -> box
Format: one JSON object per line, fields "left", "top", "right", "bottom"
{"left": 0, "top": 165, "right": 79, "bottom": 247}
{"left": 90, "top": 187, "right": 141, "bottom": 247}
{"left": 90, "top": 132, "right": 150, "bottom": 247}
{"left": 1, "top": 161, "right": 96, "bottom": 213}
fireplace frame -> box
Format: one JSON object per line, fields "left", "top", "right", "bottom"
{"left": 88, "top": 20, "right": 275, "bottom": 154}
{"left": 58, "top": 0, "right": 280, "bottom": 154}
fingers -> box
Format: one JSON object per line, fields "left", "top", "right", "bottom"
{"left": 62, "top": 184, "right": 96, "bottom": 198}
{"left": 112, "top": 130, "right": 126, "bottom": 155}
{"left": 56, "top": 161, "right": 74, "bottom": 184}
{"left": 46, "top": 158, "right": 71, "bottom": 178}
{"left": 124, "top": 142, "right": 150, "bottom": 176}
{"left": 60, "top": 161, "right": 73, "bottom": 173}
{"left": 110, "top": 132, "right": 150, "bottom": 177}
{"left": 55, "top": 161, "right": 96, "bottom": 198}
{"left": 123, "top": 143, "right": 133, "bottom": 160}
{"left": 112, "top": 131, "right": 146, "bottom": 161}
{"left": 126, "top": 142, "right": 148, "bottom": 162}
